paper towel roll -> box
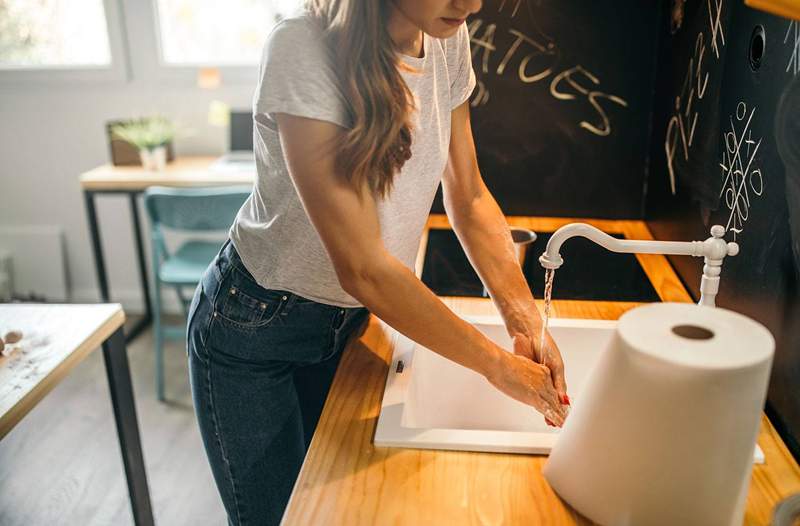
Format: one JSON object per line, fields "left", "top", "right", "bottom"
{"left": 543, "top": 302, "right": 774, "bottom": 526}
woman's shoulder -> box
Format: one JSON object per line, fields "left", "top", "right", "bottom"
{"left": 264, "top": 12, "right": 327, "bottom": 55}
{"left": 255, "top": 11, "right": 348, "bottom": 128}
{"left": 259, "top": 11, "right": 338, "bottom": 80}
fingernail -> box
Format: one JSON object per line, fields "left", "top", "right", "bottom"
{"left": 561, "top": 394, "right": 571, "bottom": 405}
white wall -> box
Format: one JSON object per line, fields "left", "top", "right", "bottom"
{"left": 0, "top": 0, "right": 260, "bottom": 312}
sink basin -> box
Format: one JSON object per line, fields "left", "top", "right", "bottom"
{"left": 374, "top": 314, "right": 617, "bottom": 454}
{"left": 374, "top": 314, "right": 766, "bottom": 462}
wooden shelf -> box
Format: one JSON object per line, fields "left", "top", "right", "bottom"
{"left": 745, "top": 0, "right": 800, "bottom": 21}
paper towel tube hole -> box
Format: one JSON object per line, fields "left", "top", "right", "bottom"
{"left": 671, "top": 324, "right": 715, "bottom": 340}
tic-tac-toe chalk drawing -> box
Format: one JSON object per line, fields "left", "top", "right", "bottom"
{"left": 718, "top": 101, "right": 764, "bottom": 240}
{"left": 785, "top": 20, "right": 800, "bottom": 76}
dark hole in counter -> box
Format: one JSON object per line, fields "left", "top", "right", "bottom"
{"left": 421, "top": 229, "right": 661, "bottom": 302}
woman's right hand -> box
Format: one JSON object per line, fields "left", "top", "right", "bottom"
{"left": 485, "top": 344, "right": 568, "bottom": 427}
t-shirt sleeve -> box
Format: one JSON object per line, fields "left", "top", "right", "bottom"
{"left": 447, "top": 22, "right": 476, "bottom": 110}
{"left": 253, "top": 18, "right": 350, "bottom": 129}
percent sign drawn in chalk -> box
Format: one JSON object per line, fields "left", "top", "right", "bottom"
{"left": 718, "top": 101, "right": 764, "bottom": 241}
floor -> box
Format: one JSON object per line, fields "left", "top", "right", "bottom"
{"left": 0, "top": 315, "right": 227, "bottom": 525}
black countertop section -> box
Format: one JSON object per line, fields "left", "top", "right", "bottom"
{"left": 421, "top": 229, "right": 660, "bottom": 303}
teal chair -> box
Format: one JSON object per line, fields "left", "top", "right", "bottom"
{"left": 144, "top": 185, "right": 250, "bottom": 400}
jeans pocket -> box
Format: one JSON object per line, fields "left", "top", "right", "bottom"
{"left": 216, "top": 284, "right": 287, "bottom": 329}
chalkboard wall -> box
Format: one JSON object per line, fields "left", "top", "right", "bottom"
{"left": 430, "top": 0, "right": 663, "bottom": 218}
{"left": 645, "top": 0, "right": 800, "bottom": 458}
{"left": 428, "top": 0, "right": 800, "bottom": 458}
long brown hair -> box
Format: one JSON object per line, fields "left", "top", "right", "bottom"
{"left": 306, "top": 0, "right": 415, "bottom": 199}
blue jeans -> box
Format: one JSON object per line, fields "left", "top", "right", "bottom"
{"left": 186, "top": 238, "right": 370, "bottom": 526}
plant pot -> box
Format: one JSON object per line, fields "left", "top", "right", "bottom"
{"left": 139, "top": 145, "right": 167, "bottom": 171}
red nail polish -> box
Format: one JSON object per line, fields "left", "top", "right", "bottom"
{"left": 561, "top": 394, "right": 571, "bottom": 405}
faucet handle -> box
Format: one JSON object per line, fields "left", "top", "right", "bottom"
{"left": 710, "top": 225, "right": 726, "bottom": 238}
{"left": 706, "top": 225, "right": 739, "bottom": 259}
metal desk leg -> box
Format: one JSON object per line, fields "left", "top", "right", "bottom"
{"left": 102, "top": 327, "right": 155, "bottom": 526}
{"left": 84, "top": 190, "right": 152, "bottom": 343}
{"left": 127, "top": 192, "right": 152, "bottom": 342}
{"left": 84, "top": 190, "right": 111, "bottom": 302}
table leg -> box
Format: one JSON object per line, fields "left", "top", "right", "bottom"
{"left": 84, "top": 190, "right": 110, "bottom": 302}
{"left": 84, "top": 190, "right": 152, "bottom": 343}
{"left": 102, "top": 326, "right": 155, "bottom": 526}
{"left": 128, "top": 192, "right": 152, "bottom": 342}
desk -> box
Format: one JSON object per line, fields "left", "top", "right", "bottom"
{"left": 281, "top": 216, "right": 800, "bottom": 525}
{"left": 0, "top": 303, "right": 154, "bottom": 526}
{"left": 79, "top": 156, "right": 254, "bottom": 342}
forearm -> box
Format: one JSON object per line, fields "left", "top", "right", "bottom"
{"left": 447, "top": 184, "right": 542, "bottom": 335}
{"left": 341, "top": 252, "right": 503, "bottom": 381}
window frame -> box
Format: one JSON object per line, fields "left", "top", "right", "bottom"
{"left": 0, "top": 0, "right": 268, "bottom": 89}
{"left": 146, "top": 0, "right": 265, "bottom": 86}
{"left": 0, "top": 0, "right": 131, "bottom": 86}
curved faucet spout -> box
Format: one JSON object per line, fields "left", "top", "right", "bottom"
{"left": 538, "top": 223, "right": 706, "bottom": 270}
{"left": 537, "top": 223, "right": 740, "bottom": 307}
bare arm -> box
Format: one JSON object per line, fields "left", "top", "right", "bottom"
{"left": 274, "top": 112, "right": 567, "bottom": 425}
{"left": 441, "top": 101, "right": 568, "bottom": 405}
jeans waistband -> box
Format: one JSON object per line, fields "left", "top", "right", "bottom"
{"left": 213, "top": 238, "right": 367, "bottom": 315}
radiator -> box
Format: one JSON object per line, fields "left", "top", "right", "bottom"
{"left": 0, "top": 226, "right": 68, "bottom": 302}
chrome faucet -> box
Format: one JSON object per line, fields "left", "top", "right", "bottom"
{"left": 538, "top": 224, "right": 739, "bottom": 307}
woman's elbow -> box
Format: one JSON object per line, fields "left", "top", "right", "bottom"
{"left": 335, "top": 256, "right": 387, "bottom": 297}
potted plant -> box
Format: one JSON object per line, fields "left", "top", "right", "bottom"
{"left": 111, "top": 116, "right": 177, "bottom": 171}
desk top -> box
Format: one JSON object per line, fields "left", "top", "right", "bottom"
{"left": 0, "top": 303, "right": 125, "bottom": 439}
{"left": 281, "top": 216, "right": 800, "bottom": 525}
{"left": 79, "top": 156, "right": 254, "bottom": 191}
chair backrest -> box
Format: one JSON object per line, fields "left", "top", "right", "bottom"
{"left": 144, "top": 185, "right": 251, "bottom": 232}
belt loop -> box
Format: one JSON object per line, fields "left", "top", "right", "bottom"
{"left": 334, "top": 307, "right": 347, "bottom": 331}
{"left": 282, "top": 293, "right": 298, "bottom": 314}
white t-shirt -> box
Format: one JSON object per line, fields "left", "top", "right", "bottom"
{"left": 230, "top": 13, "right": 476, "bottom": 307}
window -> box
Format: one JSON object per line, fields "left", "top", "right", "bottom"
{"left": 0, "top": 0, "right": 112, "bottom": 68}
{"left": 154, "top": 0, "right": 302, "bottom": 66}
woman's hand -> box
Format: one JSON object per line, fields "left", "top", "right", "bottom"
{"left": 485, "top": 344, "right": 568, "bottom": 427}
{"left": 512, "top": 332, "right": 569, "bottom": 426}
{"left": 506, "top": 310, "right": 568, "bottom": 402}
{"left": 511, "top": 330, "right": 568, "bottom": 404}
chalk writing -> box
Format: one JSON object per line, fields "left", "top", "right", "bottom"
{"left": 550, "top": 65, "right": 628, "bottom": 137}
{"left": 498, "top": 0, "right": 524, "bottom": 18}
{"left": 719, "top": 102, "right": 763, "bottom": 240}
{"left": 664, "top": 0, "right": 726, "bottom": 195}
{"left": 785, "top": 20, "right": 800, "bottom": 76}
{"left": 472, "top": 79, "right": 490, "bottom": 107}
{"left": 707, "top": 0, "right": 725, "bottom": 59}
{"left": 468, "top": 18, "right": 628, "bottom": 137}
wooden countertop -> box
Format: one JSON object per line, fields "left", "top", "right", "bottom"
{"left": 0, "top": 303, "right": 125, "bottom": 439}
{"left": 745, "top": 0, "right": 800, "bottom": 21}
{"left": 281, "top": 216, "right": 800, "bottom": 525}
{"left": 79, "top": 156, "right": 254, "bottom": 191}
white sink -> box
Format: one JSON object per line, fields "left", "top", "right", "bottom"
{"left": 374, "top": 314, "right": 617, "bottom": 455}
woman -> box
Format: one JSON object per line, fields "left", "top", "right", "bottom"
{"left": 187, "top": 0, "right": 570, "bottom": 523}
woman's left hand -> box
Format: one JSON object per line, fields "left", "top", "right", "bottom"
{"left": 508, "top": 320, "right": 569, "bottom": 419}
